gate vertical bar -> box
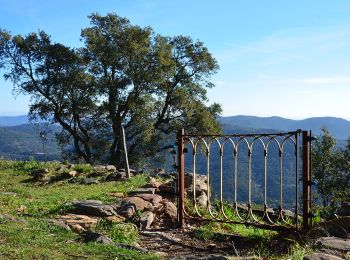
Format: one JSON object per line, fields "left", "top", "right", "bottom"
{"left": 177, "top": 129, "right": 185, "bottom": 228}
{"left": 302, "top": 131, "right": 312, "bottom": 231}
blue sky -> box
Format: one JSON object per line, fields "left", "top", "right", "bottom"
{"left": 1, "top": 0, "right": 350, "bottom": 119}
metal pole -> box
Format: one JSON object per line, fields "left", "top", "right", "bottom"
{"left": 120, "top": 126, "right": 131, "bottom": 178}
{"left": 177, "top": 129, "right": 185, "bottom": 228}
{"left": 302, "top": 131, "right": 312, "bottom": 230}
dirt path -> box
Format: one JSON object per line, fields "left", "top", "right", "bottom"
{"left": 139, "top": 229, "right": 251, "bottom": 259}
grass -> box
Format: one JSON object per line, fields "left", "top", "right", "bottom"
{"left": 0, "top": 160, "right": 158, "bottom": 259}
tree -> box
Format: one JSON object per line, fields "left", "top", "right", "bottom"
{"left": 0, "top": 13, "right": 222, "bottom": 166}
{"left": 312, "top": 128, "right": 339, "bottom": 207}
{"left": 0, "top": 30, "right": 105, "bottom": 164}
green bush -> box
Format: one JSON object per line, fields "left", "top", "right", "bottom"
{"left": 73, "top": 164, "right": 94, "bottom": 174}
{"left": 96, "top": 220, "right": 139, "bottom": 245}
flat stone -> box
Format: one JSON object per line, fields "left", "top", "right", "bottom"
{"left": 0, "top": 192, "right": 18, "bottom": 196}
{"left": 56, "top": 214, "right": 99, "bottom": 230}
{"left": 304, "top": 252, "right": 343, "bottom": 260}
{"left": 0, "top": 214, "right": 27, "bottom": 224}
{"left": 317, "top": 237, "right": 350, "bottom": 251}
{"left": 46, "top": 219, "right": 71, "bottom": 230}
{"left": 107, "top": 192, "right": 124, "bottom": 198}
{"left": 129, "top": 188, "right": 155, "bottom": 195}
{"left": 105, "top": 172, "right": 126, "bottom": 181}
{"left": 106, "top": 165, "right": 117, "bottom": 171}
{"left": 72, "top": 200, "right": 118, "bottom": 216}
{"left": 120, "top": 197, "right": 152, "bottom": 211}
{"left": 81, "top": 178, "right": 99, "bottom": 185}
{"left": 81, "top": 231, "right": 113, "bottom": 244}
{"left": 106, "top": 215, "right": 125, "bottom": 223}
{"left": 133, "top": 193, "right": 162, "bottom": 204}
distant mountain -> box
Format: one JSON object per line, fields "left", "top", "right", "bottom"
{"left": 0, "top": 123, "right": 60, "bottom": 161}
{"left": 0, "top": 115, "right": 29, "bottom": 126}
{"left": 220, "top": 115, "right": 350, "bottom": 140}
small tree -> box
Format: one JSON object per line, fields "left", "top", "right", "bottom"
{"left": 312, "top": 128, "right": 339, "bottom": 207}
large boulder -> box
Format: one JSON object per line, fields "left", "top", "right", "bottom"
{"left": 335, "top": 202, "right": 350, "bottom": 216}
{"left": 120, "top": 197, "right": 152, "bottom": 211}
{"left": 133, "top": 194, "right": 163, "bottom": 205}
{"left": 72, "top": 200, "right": 118, "bottom": 216}
{"left": 316, "top": 237, "right": 350, "bottom": 251}
{"left": 305, "top": 252, "right": 343, "bottom": 260}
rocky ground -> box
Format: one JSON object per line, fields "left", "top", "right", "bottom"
{"left": 0, "top": 161, "right": 349, "bottom": 259}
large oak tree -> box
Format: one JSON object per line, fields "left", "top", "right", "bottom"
{"left": 0, "top": 13, "right": 221, "bottom": 166}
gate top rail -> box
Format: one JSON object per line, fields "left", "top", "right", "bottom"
{"left": 182, "top": 129, "right": 302, "bottom": 138}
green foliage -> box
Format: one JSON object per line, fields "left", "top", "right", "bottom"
{"left": 97, "top": 220, "right": 139, "bottom": 245}
{"left": 0, "top": 13, "right": 222, "bottom": 166}
{"left": 72, "top": 163, "right": 94, "bottom": 174}
{"left": 312, "top": 128, "right": 350, "bottom": 217}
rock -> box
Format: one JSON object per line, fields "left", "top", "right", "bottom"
{"left": 118, "top": 205, "right": 135, "bottom": 218}
{"left": 129, "top": 188, "right": 155, "bottom": 195}
{"left": 236, "top": 203, "right": 248, "bottom": 211}
{"left": 0, "top": 214, "right": 28, "bottom": 224}
{"left": 152, "top": 168, "right": 166, "bottom": 176}
{"left": 304, "top": 252, "right": 343, "bottom": 260}
{"left": 30, "top": 168, "right": 49, "bottom": 180}
{"left": 163, "top": 201, "right": 177, "bottom": 220}
{"left": 72, "top": 200, "right": 118, "bottom": 216}
{"left": 317, "top": 237, "right": 350, "bottom": 251}
{"left": 105, "top": 171, "right": 126, "bottom": 181}
{"left": 120, "top": 197, "right": 152, "bottom": 211}
{"left": 321, "top": 216, "right": 350, "bottom": 238}
{"left": 0, "top": 192, "right": 17, "bottom": 196}
{"left": 70, "top": 224, "right": 86, "bottom": 233}
{"left": 46, "top": 219, "right": 71, "bottom": 230}
{"left": 68, "top": 170, "right": 78, "bottom": 177}
{"left": 94, "top": 165, "right": 107, "bottom": 172}
{"left": 107, "top": 192, "right": 124, "bottom": 198}
{"left": 106, "top": 215, "right": 125, "bottom": 223}
{"left": 55, "top": 214, "right": 99, "bottom": 230}
{"left": 81, "top": 231, "right": 113, "bottom": 244}
{"left": 81, "top": 178, "right": 99, "bottom": 185}
{"left": 118, "top": 168, "right": 138, "bottom": 174}
{"left": 140, "top": 211, "right": 154, "bottom": 230}
{"left": 105, "top": 165, "right": 116, "bottom": 171}
{"left": 133, "top": 193, "right": 163, "bottom": 205}
{"left": 185, "top": 173, "right": 207, "bottom": 189}
{"left": 158, "top": 183, "right": 174, "bottom": 194}
{"left": 196, "top": 193, "right": 208, "bottom": 207}
{"left": 335, "top": 202, "right": 350, "bottom": 216}
{"left": 149, "top": 177, "right": 163, "bottom": 188}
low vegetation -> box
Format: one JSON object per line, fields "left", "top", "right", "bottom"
{"left": 0, "top": 160, "right": 157, "bottom": 259}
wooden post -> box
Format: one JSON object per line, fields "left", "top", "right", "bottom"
{"left": 121, "top": 126, "right": 131, "bottom": 178}
{"left": 177, "top": 129, "right": 185, "bottom": 228}
{"left": 302, "top": 131, "right": 312, "bottom": 231}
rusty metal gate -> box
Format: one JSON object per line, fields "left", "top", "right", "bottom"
{"left": 177, "top": 129, "right": 312, "bottom": 231}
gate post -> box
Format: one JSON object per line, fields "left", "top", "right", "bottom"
{"left": 177, "top": 129, "right": 185, "bottom": 228}
{"left": 302, "top": 131, "right": 312, "bottom": 231}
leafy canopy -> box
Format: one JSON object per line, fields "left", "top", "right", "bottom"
{"left": 0, "top": 13, "right": 222, "bottom": 166}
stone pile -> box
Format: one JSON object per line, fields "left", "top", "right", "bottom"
{"left": 29, "top": 163, "right": 142, "bottom": 184}
{"left": 47, "top": 174, "right": 178, "bottom": 238}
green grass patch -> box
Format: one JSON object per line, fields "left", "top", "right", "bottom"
{"left": 0, "top": 160, "right": 157, "bottom": 259}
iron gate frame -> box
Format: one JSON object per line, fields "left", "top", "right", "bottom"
{"left": 177, "top": 129, "right": 313, "bottom": 231}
